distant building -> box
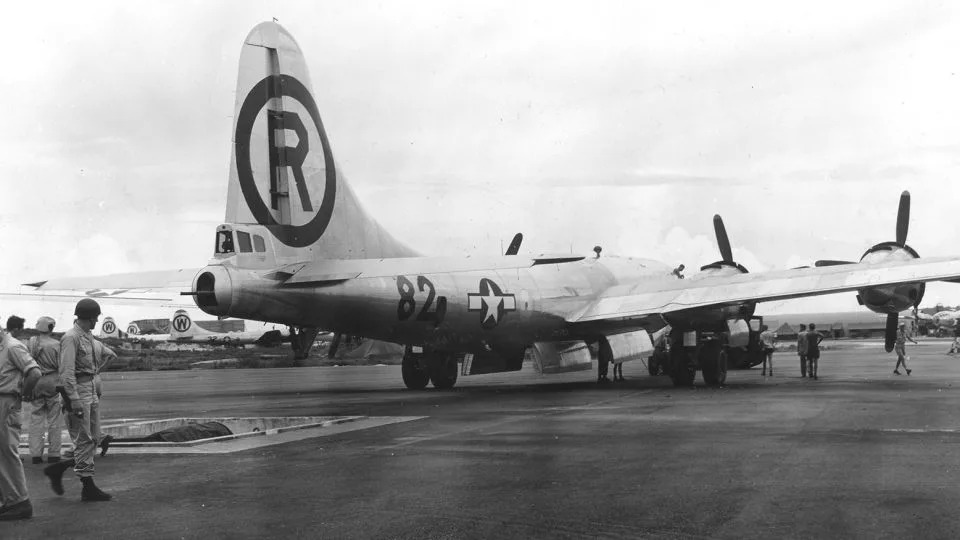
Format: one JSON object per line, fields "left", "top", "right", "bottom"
{"left": 762, "top": 311, "right": 887, "bottom": 339}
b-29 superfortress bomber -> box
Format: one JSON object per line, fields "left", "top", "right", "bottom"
{"left": 29, "top": 22, "right": 960, "bottom": 390}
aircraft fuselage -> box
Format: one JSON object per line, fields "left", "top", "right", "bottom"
{"left": 194, "top": 255, "right": 675, "bottom": 354}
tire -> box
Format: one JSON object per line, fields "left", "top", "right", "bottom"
{"left": 700, "top": 340, "right": 726, "bottom": 386}
{"left": 402, "top": 354, "right": 430, "bottom": 390}
{"left": 430, "top": 356, "right": 459, "bottom": 390}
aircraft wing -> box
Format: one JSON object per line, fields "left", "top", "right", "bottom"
{"left": 569, "top": 256, "right": 960, "bottom": 322}
{"left": 25, "top": 268, "right": 199, "bottom": 293}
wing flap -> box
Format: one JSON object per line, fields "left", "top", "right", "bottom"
{"left": 570, "top": 256, "right": 960, "bottom": 322}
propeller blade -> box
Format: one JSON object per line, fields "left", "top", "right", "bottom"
{"left": 814, "top": 260, "right": 855, "bottom": 267}
{"left": 884, "top": 313, "right": 898, "bottom": 353}
{"left": 713, "top": 215, "right": 733, "bottom": 263}
{"left": 505, "top": 233, "right": 523, "bottom": 256}
{"left": 896, "top": 190, "right": 910, "bottom": 246}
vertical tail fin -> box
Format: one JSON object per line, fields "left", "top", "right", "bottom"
{"left": 99, "top": 317, "right": 120, "bottom": 339}
{"left": 170, "top": 310, "right": 196, "bottom": 340}
{"left": 224, "top": 22, "right": 416, "bottom": 260}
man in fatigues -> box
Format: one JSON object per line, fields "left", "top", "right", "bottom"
{"left": 807, "top": 323, "right": 823, "bottom": 380}
{"left": 797, "top": 324, "right": 808, "bottom": 377}
{"left": 5, "top": 315, "right": 25, "bottom": 339}
{"left": 759, "top": 325, "right": 777, "bottom": 376}
{"left": 894, "top": 323, "right": 916, "bottom": 375}
{"left": 27, "top": 316, "right": 63, "bottom": 464}
{"left": 0, "top": 324, "right": 41, "bottom": 520}
{"left": 43, "top": 299, "right": 113, "bottom": 502}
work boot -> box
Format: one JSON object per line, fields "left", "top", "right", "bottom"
{"left": 43, "top": 459, "right": 74, "bottom": 496}
{"left": 80, "top": 477, "right": 112, "bottom": 502}
{"left": 99, "top": 435, "right": 115, "bottom": 457}
{"left": 0, "top": 499, "right": 33, "bottom": 521}
{"left": 907, "top": 369, "right": 912, "bottom": 375}
{"left": 894, "top": 370, "right": 901, "bottom": 375}
{"left": 31, "top": 456, "right": 43, "bottom": 464}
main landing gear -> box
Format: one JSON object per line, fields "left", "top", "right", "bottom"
{"left": 402, "top": 346, "right": 459, "bottom": 390}
{"left": 665, "top": 332, "right": 727, "bottom": 387}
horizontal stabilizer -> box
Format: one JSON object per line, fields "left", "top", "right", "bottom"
{"left": 25, "top": 268, "right": 200, "bottom": 293}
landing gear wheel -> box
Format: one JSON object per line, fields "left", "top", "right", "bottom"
{"left": 700, "top": 341, "right": 727, "bottom": 387}
{"left": 430, "top": 355, "right": 459, "bottom": 390}
{"left": 402, "top": 348, "right": 430, "bottom": 390}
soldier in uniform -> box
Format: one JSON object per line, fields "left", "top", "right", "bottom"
{"left": 894, "top": 322, "right": 916, "bottom": 375}
{"left": 759, "top": 325, "right": 777, "bottom": 376}
{"left": 0, "top": 323, "right": 41, "bottom": 520}
{"left": 796, "top": 323, "right": 808, "bottom": 377}
{"left": 43, "top": 299, "right": 113, "bottom": 502}
{"left": 26, "top": 316, "right": 63, "bottom": 464}
{"left": 806, "top": 323, "right": 824, "bottom": 380}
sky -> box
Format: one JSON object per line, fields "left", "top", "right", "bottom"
{"left": 2, "top": 0, "right": 960, "bottom": 327}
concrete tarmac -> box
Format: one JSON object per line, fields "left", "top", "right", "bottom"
{"left": 5, "top": 340, "right": 960, "bottom": 539}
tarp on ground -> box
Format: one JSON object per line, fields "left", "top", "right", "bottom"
{"left": 121, "top": 422, "right": 233, "bottom": 443}
{"left": 343, "top": 339, "right": 404, "bottom": 360}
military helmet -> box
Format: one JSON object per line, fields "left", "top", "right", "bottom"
{"left": 35, "top": 316, "right": 56, "bottom": 333}
{"left": 74, "top": 298, "right": 102, "bottom": 320}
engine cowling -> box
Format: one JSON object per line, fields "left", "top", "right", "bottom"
{"left": 665, "top": 215, "right": 756, "bottom": 331}
{"left": 856, "top": 241, "right": 925, "bottom": 315}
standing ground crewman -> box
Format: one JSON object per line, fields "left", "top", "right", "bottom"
{"left": 27, "top": 316, "right": 62, "bottom": 465}
{"left": 43, "top": 299, "right": 113, "bottom": 502}
{"left": 894, "top": 322, "right": 916, "bottom": 375}
{"left": 0, "top": 323, "right": 41, "bottom": 520}
{"left": 797, "top": 324, "right": 808, "bottom": 377}
{"left": 759, "top": 325, "right": 777, "bottom": 376}
{"left": 807, "top": 323, "right": 824, "bottom": 380}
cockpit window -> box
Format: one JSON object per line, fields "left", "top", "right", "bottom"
{"left": 237, "top": 231, "right": 253, "bottom": 253}
{"left": 253, "top": 234, "right": 266, "bottom": 253}
{"left": 216, "top": 231, "right": 235, "bottom": 254}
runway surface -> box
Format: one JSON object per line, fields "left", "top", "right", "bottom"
{"left": 5, "top": 340, "right": 960, "bottom": 539}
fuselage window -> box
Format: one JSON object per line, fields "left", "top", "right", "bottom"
{"left": 216, "top": 231, "right": 235, "bottom": 254}
{"left": 237, "top": 231, "right": 253, "bottom": 253}
{"left": 253, "top": 234, "right": 266, "bottom": 253}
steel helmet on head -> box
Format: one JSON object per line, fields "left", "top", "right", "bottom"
{"left": 74, "top": 298, "right": 102, "bottom": 320}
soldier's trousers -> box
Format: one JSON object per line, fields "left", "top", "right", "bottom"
{"left": 65, "top": 381, "right": 99, "bottom": 478}
{"left": 29, "top": 395, "right": 62, "bottom": 458}
{"left": 0, "top": 395, "right": 28, "bottom": 506}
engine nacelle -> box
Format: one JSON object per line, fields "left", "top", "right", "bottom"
{"left": 665, "top": 261, "right": 755, "bottom": 331}
{"left": 857, "top": 241, "right": 925, "bottom": 314}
